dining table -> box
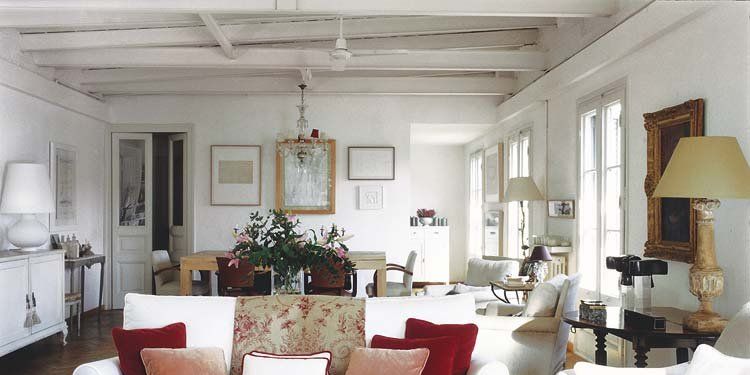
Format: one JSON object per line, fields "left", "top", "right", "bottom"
{"left": 180, "top": 250, "right": 388, "bottom": 297}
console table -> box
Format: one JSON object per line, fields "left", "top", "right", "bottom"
{"left": 563, "top": 307, "right": 718, "bottom": 367}
{"left": 65, "top": 254, "right": 106, "bottom": 321}
{"left": 489, "top": 280, "right": 535, "bottom": 304}
{"left": 180, "top": 250, "right": 387, "bottom": 297}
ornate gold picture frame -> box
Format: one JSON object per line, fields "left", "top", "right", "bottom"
{"left": 275, "top": 139, "right": 336, "bottom": 214}
{"left": 643, "top": 99, "right": 704, "bottom": 263}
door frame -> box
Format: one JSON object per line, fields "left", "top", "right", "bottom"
{"left": 104, "top": 123, "right": 195, "bottom": 309}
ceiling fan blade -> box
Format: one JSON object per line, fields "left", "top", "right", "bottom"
{"left": 350, "top": 49, "right": 411, "bottom": 57}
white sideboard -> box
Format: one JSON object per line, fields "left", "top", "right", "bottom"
{"left": 408, "top": 226, "right": 450, "bottom": 283}
{"left": 0, "top": 250, "right": 66, "bottom": 357}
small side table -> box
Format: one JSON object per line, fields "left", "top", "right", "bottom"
{"left": 65, "top": 254, "right": 106, "bottom": 322}
{"left": 490, "top": 281, "right": 535, "bottom": 304}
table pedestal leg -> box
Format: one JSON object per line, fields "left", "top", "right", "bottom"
{"left": 594, "top": 329, "right": 608, "bottom": 365}
{"left": 633, "top": 338, "right": 650, "bottom": 368}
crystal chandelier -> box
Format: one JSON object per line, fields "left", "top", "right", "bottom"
{"left": 277, "top": 83, "right": 329, "bottom": 167}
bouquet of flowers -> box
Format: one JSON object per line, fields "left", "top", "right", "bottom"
{"left": 306, "top": 224, "right": 356, "bottom": 283}
{"left": 416, "top": 208, "right": 436, "bottom": 218}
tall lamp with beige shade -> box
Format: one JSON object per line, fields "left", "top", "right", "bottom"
{"left": 652, "top": 136, "right": 750, "bottom": 333}
{"left": 504, "top": 177, "right": 545, "bottom": 256}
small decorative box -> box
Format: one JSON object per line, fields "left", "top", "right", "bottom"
{"left": 580, "top": 300, "right": 607, "bottom": 324}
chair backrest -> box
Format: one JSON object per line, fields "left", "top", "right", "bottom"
{"left": 216, "top": 257, "right": 255, "bottom": 290}
{"left": 715, "top": 301, "right": 750, "bottom": 358}
{"left": 466, "top": 257, "right": 521, "bottom": 287}
{"left": 152, "top": 250, "right": 175, "bottom": 286}
{"left": 402, "top": 250, "right": 418, "bottom": 288}
{"left": 552, "top": 273, "right": 581, "bottom": 374}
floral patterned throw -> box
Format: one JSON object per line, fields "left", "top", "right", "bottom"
{"left": 231, "top": 295, "right": 365, "bottom": 375}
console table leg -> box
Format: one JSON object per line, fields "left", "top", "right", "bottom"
{"left": 594, "top": 329, "right": 608, "bottom": 365}
{"left": 634, "top": 345, "right": 650, "bottom": 367}
{"left": 676, "top": 348, "right": 689, "bottom": 364}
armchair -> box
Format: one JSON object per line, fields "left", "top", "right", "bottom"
{"left": 558, "top": 301, "right": 750, "bottom": 375}
{"left": 423, "top": 257, "right": 521, "bottom": 309}
{"left": 366, "top": 250, "right": 417, "bottom": 297}
{"left": 152, "top": 250, "right": 210, "bottom": 296}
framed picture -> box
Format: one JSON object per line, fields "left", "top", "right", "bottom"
{"left": 548, "top": 200, "right": 575, "bottom": 218}
{"left": 484, "top": 143, "right": 503, "bottom": 202}
{"left": 211, "top": 145, "right": 262, "bottom": 206}
{"left": 644, "top": 99, "right": 704, "bottom": 263}
{"left": 49, "top": 142, "right": 77, "bottom": 231}
{"left": 358, "top": 185, "right": 383, "bottom": 210}
{"left": 276, "top": 140, "right": 336, "bottom": 214}
{"left": 348, "top": 146, "right": 395, "bottom": 180}
{"left": 50, "top": 234, "right": 62, "bottom": 250}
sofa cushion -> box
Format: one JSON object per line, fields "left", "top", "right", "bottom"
{"left": 465, "top": 258, "right": 520, "bottom": 287}
{"left": 371, "top": 335, "right": 457, "bottom": 375}
{"left": 684, "top": 344, "right": 750, "bottom": 375}
{"left": 112, "top": 322, "right": 187, "bottom": 375}
{"left": 123, "top": 294, "right": 236, "bottom": 371}
{"left": 405, "top": 318, "right": 478, "bottom": 375}
{"left": 365, "top": 294, "right": 476, "bottom": 345}
{"left": 522, "top": 283, "right": 559, "bottom": 317}
{"left": 345, "top": 348, "right": 429, "bottom": 375}
{"left": 241, "top": 352, "right": 330, "bottom": 375}
{"left": 140, "top": 347, "right": 226, "bottom": 375}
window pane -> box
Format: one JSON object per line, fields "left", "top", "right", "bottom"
{"left": 509, "top": 141, "right": 519, "bottom": 178}
{"left": 580, "top": 229, "right": 598, "bottom": 291}
{"left": 582, "top": 112, "right": 597, "bottom": 171}
{"left": 581, "top": 171, "right": 598, "bottom": 231}
{"left": 605, "top": 167, "right": 621, "bottom": 231}
{"left": 520, "top": 134, "right": 530, "bottom": 177}
{"left": 602, "top": 231, "right": 621, "bottom": 297}
{"left": 507, "top": 201, "right": 519, "bottom": 258}
{"left": 605, "top": 102, "right": 621, "bottom": 168}
{"left": 468, "top": 152, "right": 483, "bottom": 258}
{"left": 119, "top": 139, "right": 146, "bottom": 226}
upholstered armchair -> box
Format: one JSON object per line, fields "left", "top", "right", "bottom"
{"left": 152, "top": 250, "right": 210, "bottom": 296}
{"left": 557, "top": 301, "right": 750, "bottom": 375}
{"left": 366, "top": 250, "right": 418, "bottom": 297}
{"left": 423, "top": 257, "right": 521, "bottom": 309}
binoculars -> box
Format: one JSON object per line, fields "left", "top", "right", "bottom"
{"left": 605, "top": 255, "right": 668, "bottom": 286}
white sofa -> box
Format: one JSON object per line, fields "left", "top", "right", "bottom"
{"left": 73, "top": 293, "right": 510, "bottom": 375}
{"left": 557, "top": 301, "right": 750, "bottom": 375}
{"left": 423, "top": 257, "right": 521, "bottom": 309}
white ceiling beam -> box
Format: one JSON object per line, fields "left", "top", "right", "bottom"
{"left": 83, "top": 76, "right": 515, "bottom": 96}
{"left": 32, "top": 47, "right": 548, "bottom": 71}
{"left": 19, "top": 17, "right": 551, "bottom": 51}
{"left": 198, "top": 13, "right": 236, "bottom": 59}
{"left": 0, "top": 0, "right": 616, "bottom": 17}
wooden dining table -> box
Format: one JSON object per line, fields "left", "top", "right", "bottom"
{"left": 180, "top": 250, "right": 388, "bottom": 297}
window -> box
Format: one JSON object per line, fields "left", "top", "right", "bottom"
{"left": 468, "top": 150, "right": 484, "bottom": 259}
{"left": 578, "top": 88, "right": 625, "bottom": 304}
{"left": 506, "top": 129, "right": 530, "bottom": 258}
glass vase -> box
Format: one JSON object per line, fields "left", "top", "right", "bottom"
{"left": 270, "top": 266, "right": 305, "bottom": 295}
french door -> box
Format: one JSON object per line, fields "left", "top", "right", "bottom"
{"left": 112, "top": 133, "right": 153, "bottom": 309}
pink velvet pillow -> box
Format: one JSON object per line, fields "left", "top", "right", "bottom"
{"left": 345, "top": 347, "right": 429, "bottom": 375}
{"left": 140, "top": 347, "right": 226, "bottom": 375}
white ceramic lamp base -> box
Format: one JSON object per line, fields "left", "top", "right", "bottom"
{"left": 7, "top": 214, "right": 49, "bottom": 251}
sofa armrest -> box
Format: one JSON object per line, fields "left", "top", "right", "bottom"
{"left": 468, "top": 356, "right": 509, "bottom": 375}
{"left": 422, "top": 284, "right": 455, "bottom": 296}
{"left": 484, "top": 303, "right": 524, "bottom": 316}
{"left": 562, "top": 362, "right": 689, "bottom": 375}
{"left": 475, "top": 314, "right": 560, "bottom": 333}
{"left": 73, "top": 357, "right": 122, "bottom": 375}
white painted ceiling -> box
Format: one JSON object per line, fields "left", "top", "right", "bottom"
{"left": 0, "top": 0, "right": 622, "bottom": 97}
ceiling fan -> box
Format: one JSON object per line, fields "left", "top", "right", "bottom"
{"left": 328, "top": 16, "right": 408, "bottom": 71}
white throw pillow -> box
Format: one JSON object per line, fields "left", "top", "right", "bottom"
{"left": 522, "top": 282, "right": 559, "bottom": 317}
{"left": 573, "top": 362, "right": 667, "bottom": 375}
{"left": 684, "top": 344, "right": 750, "bottom": 375}
{"left": 242, "top": 351, "right": 331, "bottom": 375}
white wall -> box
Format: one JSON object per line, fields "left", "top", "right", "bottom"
{"left": 108, "top": 95, "right": 496, "bottom": 291}
{"left": 469, "top": 2, "right": 750, "bottom": 366}
{"left": 0, "top": 64, "right": 108, "bottom": 312}
{"left": 410, "top": 144, "right": 466, "bottom": 281}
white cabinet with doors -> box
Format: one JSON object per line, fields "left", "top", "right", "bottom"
{"left": 0, "top": 250, "right": 65, "bottom": 357}
{"left": 408, "top": 226, "right": 450, "bottom": 283}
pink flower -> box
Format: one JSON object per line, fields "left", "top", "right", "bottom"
{"left": 236, "top": 234, "right": 250, "bottom": 244}
{"left": 225, "top": 252, "right": 235, "bottom": 259}
{"left": 286, "top": 214, "right": 297, "bottom": 222}
{"left": 228, "top": 258, "right": 240, "bottom": 268}
{"left": 336, "top": 247, "right": 347, "bottom": 259}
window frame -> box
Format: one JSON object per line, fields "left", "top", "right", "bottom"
{"left": 576, "top": 86, "right": 628, "bottom": 305}
{"left": 468, "top": 149, "right": 484, "bottom": 260}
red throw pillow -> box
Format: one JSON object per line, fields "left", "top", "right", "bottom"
{"left": 371, "top": 335, "right": 457, "bottom": 375}
{"left": 112, "top": 322, "right": 187, "bottom": 375}
{"left": 405, "top": 319, "right": 478, "bottom": 375}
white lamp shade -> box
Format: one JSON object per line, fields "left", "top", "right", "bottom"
{"left": 652, "top": 136, "right": 750, "bottom": 199}
{"left": 504, "top": 177, "right": 544, "bottom": 202}
{"left": 0, "top": 163, "right": 54, "bottom": 214}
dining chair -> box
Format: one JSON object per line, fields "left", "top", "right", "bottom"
{"left": 366, "top": 250, "right": 417, "bottom": 297}
{"left": 152, "top": 250, "right": 210, "bottom": 296}
{"left": 216, "top": 257, "right": 262, "bottom": 296}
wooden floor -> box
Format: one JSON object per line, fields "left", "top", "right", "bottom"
{"left": 0, "top": 309, "right": 585, "bottom": 374}
{"left": 0, "top": 311, "right": 121, "bottom": 375}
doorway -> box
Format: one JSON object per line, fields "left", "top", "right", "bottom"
{"left": 109, "top": 126, "right": 192, "bottom": 309}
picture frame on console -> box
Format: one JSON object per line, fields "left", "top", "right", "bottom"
{"left": 643, "top": 99, "right": 704, "bottom": 263}
{"left": 548, "top": 200, "right": 575, "bottom": 218}
{"left": 211, "top": 145, "right": 262, "bottom": 206}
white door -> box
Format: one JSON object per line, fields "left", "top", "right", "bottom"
{"left": 112, "top": 133, "right": 153, "bottom": 309}
{"left": 168, "top": 133, "right": 188, "bottom": 260}
{"left": 0, "top": 259, "right": 30, "bottom": 345}
{"left": 30, "top": 254, "right": 63, "bottom": 333}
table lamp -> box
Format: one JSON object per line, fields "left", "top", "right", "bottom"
{"left": 652, "top": 136, "right": 750, "bottom": 333}
{"left": 0, "top": 163, "right": 54, "bottom": 251}
{"left": 504, "top": 177, "right": 544, "bottom": 256}
{"left": 528, "top": 245, "right": 553, "bottom": 283}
